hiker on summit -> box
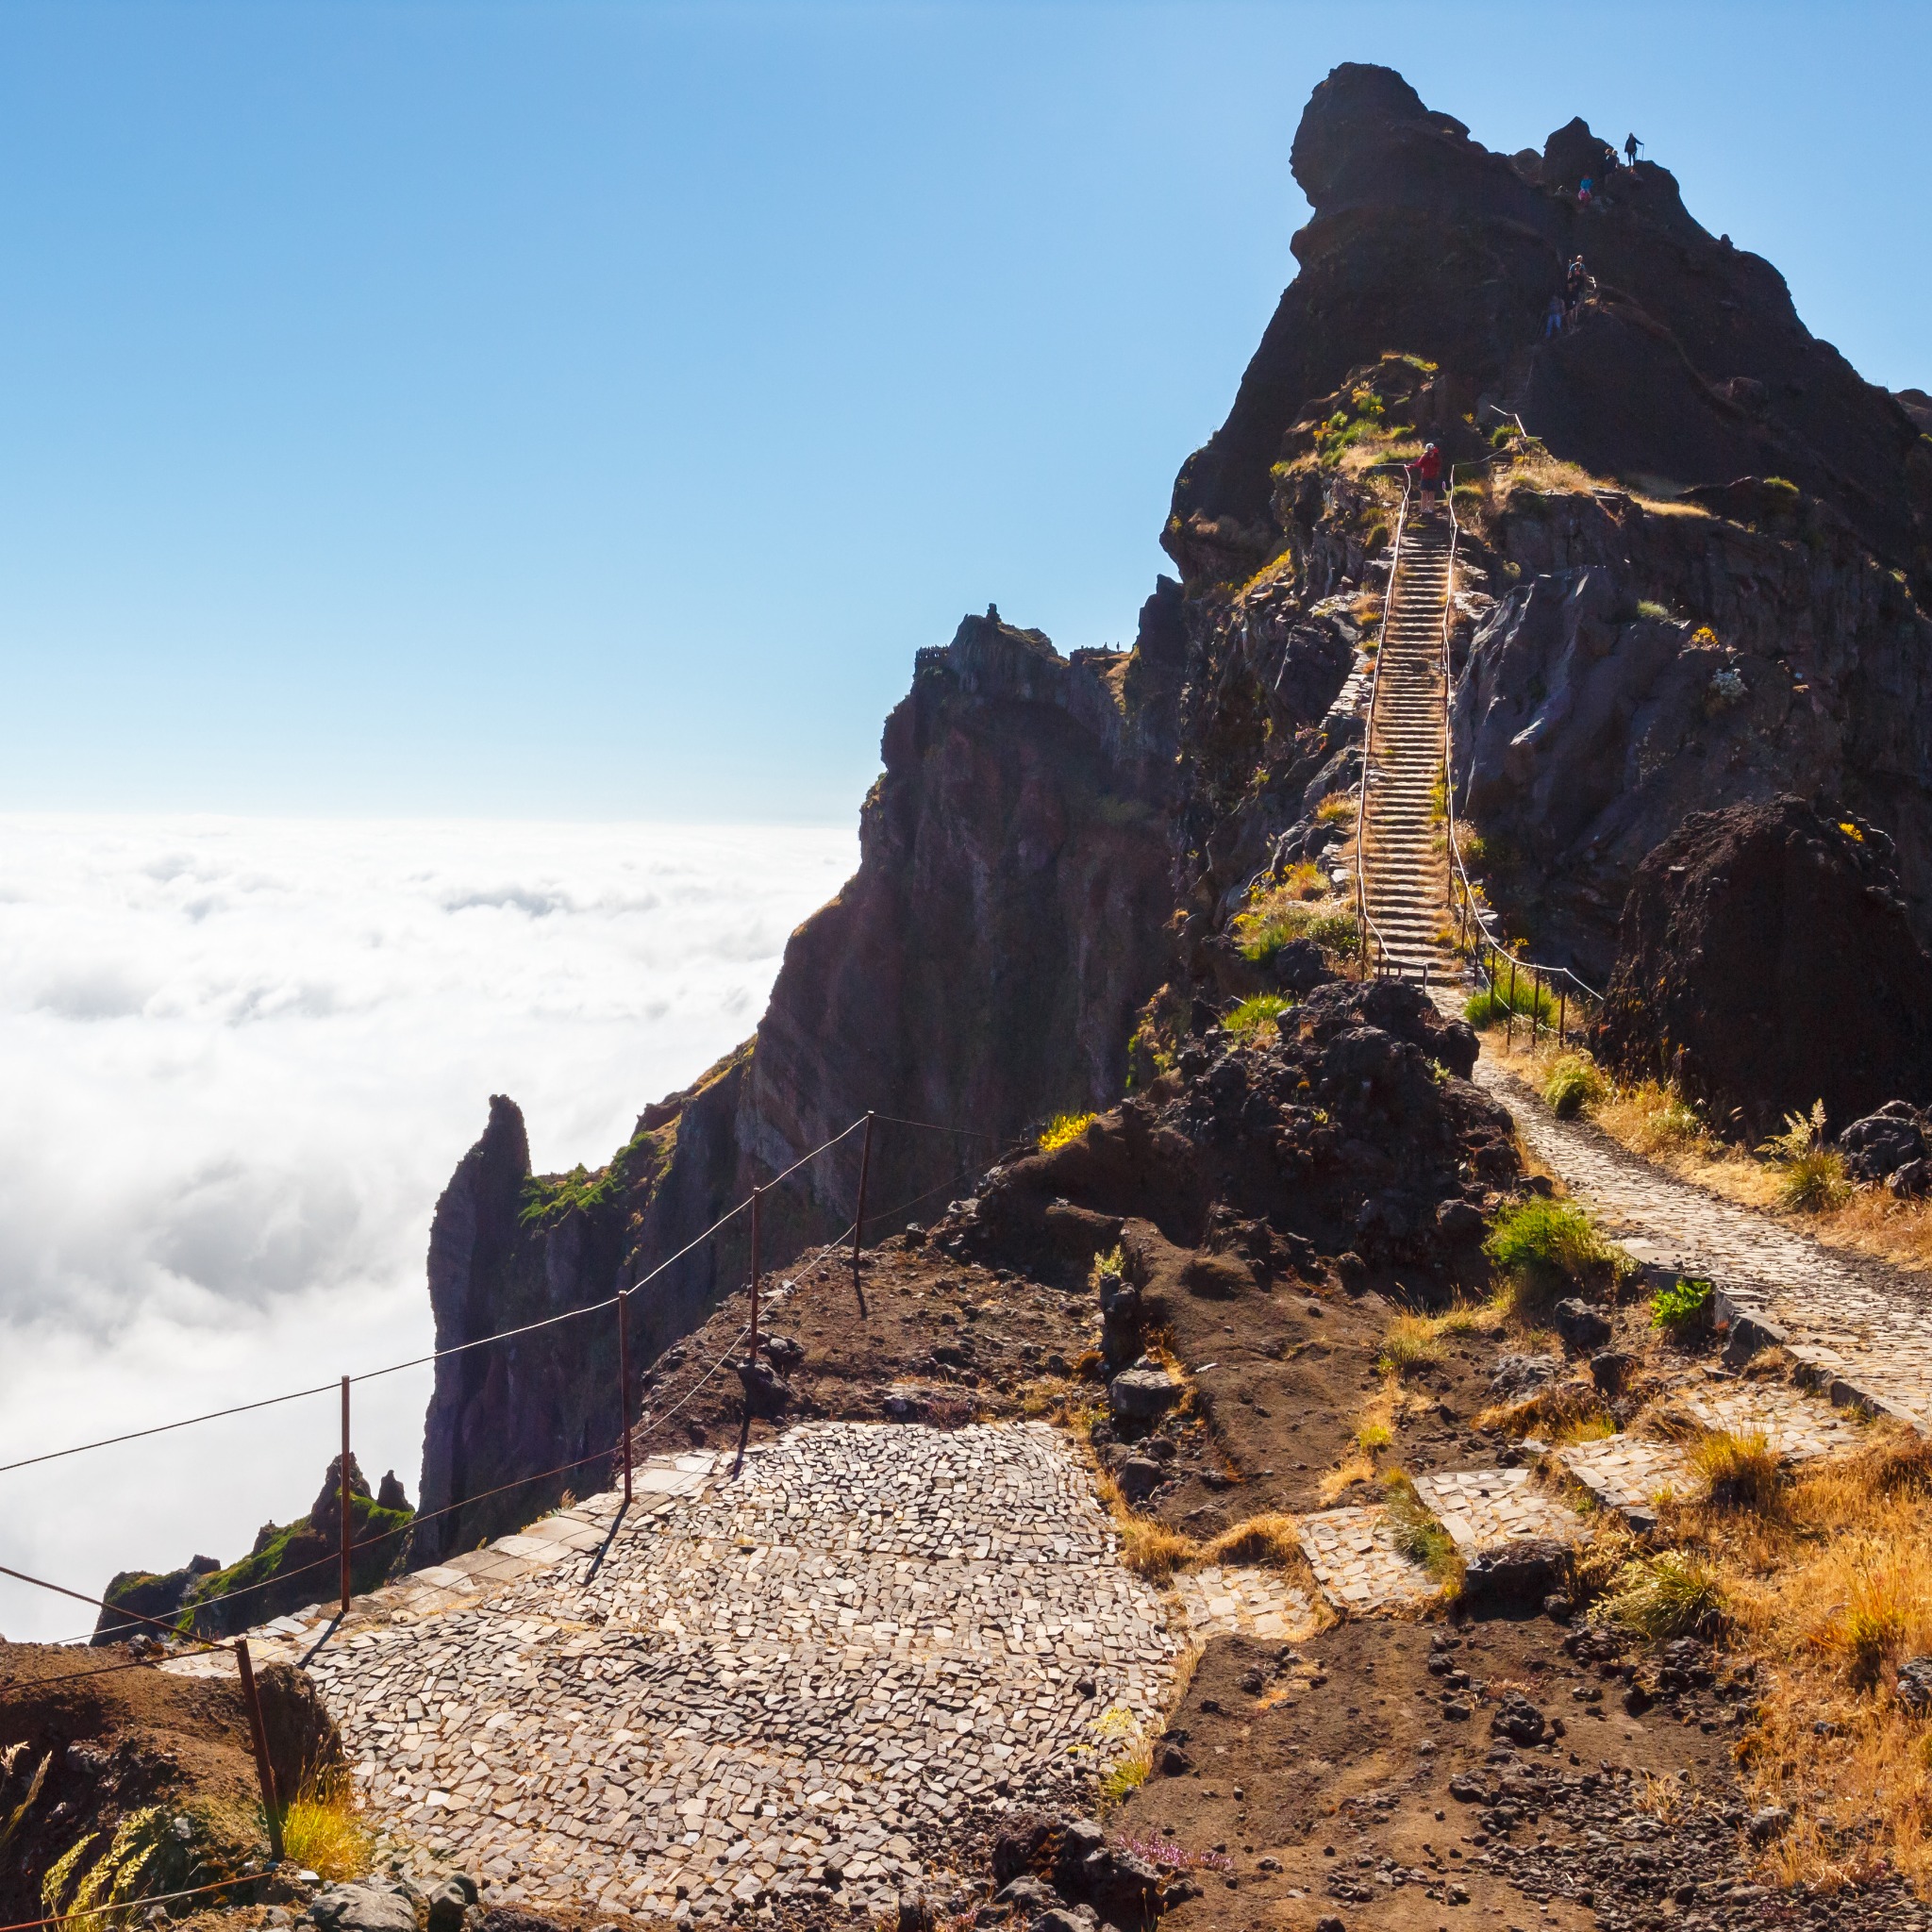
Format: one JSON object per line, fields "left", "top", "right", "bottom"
{"left": 1624, "top": 131, "right": 1642, "bottom": 166}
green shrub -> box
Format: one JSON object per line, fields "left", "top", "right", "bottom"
{"left": 1489, "top": 424, "right": 1516, "bottom": 450}
{"left": 1650, "top": 1274, "right": 1714, "bottom": 1336}
{"left": 1592, "top": 1552, "right": 1724, "bottom": 1639}
{"left": 1636, "top": 598, "right": 1671, "bottom": 622}
{"left": 1486, "top": 1199, "right": 1619, "bottom": 1299}
{"left": 1464, "top": 974, "right": 1557, "bottom": 1028}
{"left": 1307, "top": 910, "right": 1361, "bottom": 958}
{"left": 1225, "top": 993, "right": 1292, "bottom": 1042}
{"left": 1543, "top": 1054, "right": 1607, "bottom": 1119}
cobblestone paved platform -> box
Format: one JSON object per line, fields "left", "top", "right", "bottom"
{"left": 226, "top": 1424, "right": 1178, "bottom": 1924}
{"left": 1297, "top": 1506, "right": 1439, "bottom": 1611}
{"left": 1172, "top": 1565, "right": 1318, "bottom": 1642}
{"left": 1557, "top": 1435, "right": 1689, "bottom": 1527}
{"left": 1411, "top": 1467, "right": 1582, "bottom": 1554}
{"left": 1678, "top": 1381, "right": 1871, "bottom": 1462}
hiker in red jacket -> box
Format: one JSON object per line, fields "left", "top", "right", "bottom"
{"left": 1415, "top": 441, "right": 1442, "bottom": 506}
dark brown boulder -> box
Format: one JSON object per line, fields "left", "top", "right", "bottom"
{"left": 1598, "top": 796, "right": 1932, "bottom": 1137}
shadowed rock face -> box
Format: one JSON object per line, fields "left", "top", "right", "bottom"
{"left": 1445, "top": 483, "right": 1932, "bottom": 982}
{"left": 1597, "top": 797, "right": 1932, "bottom": 1138}
{"left": 1168, "top": 62, "right": 1932, "bottom": 584}
{"left": 408, "top": 611, "right": 1176, "bottom": 1556}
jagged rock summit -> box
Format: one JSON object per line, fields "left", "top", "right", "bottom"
{"left": 1171, "top": 62, "right": 1931, "bottom": 585}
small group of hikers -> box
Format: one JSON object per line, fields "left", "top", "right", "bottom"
{"left": 1577, "top": 133, "right": 1642, "bottom": 210}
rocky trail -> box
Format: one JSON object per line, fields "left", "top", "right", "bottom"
{"left": 1470, "top": 1048, "right": 1932, "bottom": 1436}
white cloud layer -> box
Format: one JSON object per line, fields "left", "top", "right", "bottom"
{"left": 0, "top": 816, "right": 856, "bottom": 1641}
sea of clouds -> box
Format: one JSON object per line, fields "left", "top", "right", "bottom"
{"left": 0, "top": 816, "right": 856, "bottom": 1642}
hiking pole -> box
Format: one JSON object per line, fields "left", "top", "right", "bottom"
{"left": 339, "top": 1376, "right": 352, "bottom": 1619}
{"left": 616, "top": 1288, "right": 632, "bottom": 1509}
{"left": 235, "top": 1639, "right": 284, "bottom": 1862}
{"left": 851, "top": 1112, "right": 874, "bottom": 1318}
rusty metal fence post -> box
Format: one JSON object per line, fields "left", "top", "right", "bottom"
{"left": 851, "top": 1112, "right": 874, "bottom": 1316}
{"left": 617, "top": 1288, "right": 632, "bottom": 1508}
{"left": 235, "top": 1638, "right": 284, "bottom": 1862}
{"left": 749, "top": 1185, "right": 761, "bottom": 1361}
{"left": 338, "top": 1376, "right": 352, "bottom": 1619}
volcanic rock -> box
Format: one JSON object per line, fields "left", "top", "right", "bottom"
{"left": 1597, "top": 796, "right": 1932, "bottom": 1136}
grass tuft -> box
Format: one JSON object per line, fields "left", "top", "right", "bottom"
{"left": 1376, "top": 1313, "right": 1442, "bottom": 1378}
{"left": 1224, "top": 993, "right": 1292, "bottom": 1042}
{"left": 279, "top": 1776, "right": 373, "bottom": 1883}
{"left": 1689, "top": 1429, "right": 1782, "bottom": 1513}
{"left": 1199, "top": 1513, "right": 1304, "bottom": 1569}
{"left": 1383, "top": 1473, "right": 1464, "bottom": 1586}
{"left": 1543, "top": 1053, "right": 1607, "bottom": 1119}
{"left": 1039, "top": 1111, "right": 1096, "bottom": 1155}
{"left": 1760, "top": 1101, "right": 1852, "bottom": 1213}
{"left": 1593, "top": 1550, "right": 1724, "bottom": 1640}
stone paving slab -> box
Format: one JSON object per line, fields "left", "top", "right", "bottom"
{"left": 291, "top": 1424, "right": 1179, "bottom": 1924}
{"left": 1557, "top": 1436, "right": 1690, "bottom": 1528}
{"left": 1172, "top": 1564, "right": 1319, "bottom": 1642}
{"left": 1411, "top": 1467, "right": 1582, "bottom": 1554}
{"left": 1678, "top": 1381, "right": 1869, "bottom": 1463}
{"left": 1297, "top": 1506, "right": 1438, "bottom": 1612}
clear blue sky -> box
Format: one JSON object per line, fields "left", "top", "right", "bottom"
{"left": 3, "top": 1, "right": 1924, "bottom": 822}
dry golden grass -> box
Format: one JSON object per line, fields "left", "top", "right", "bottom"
{"left": 1687, "top": 1428, "right": 1784, "bottom": 1513}
{"left": 1476, "top": 1376, "right": 1615, "bottom": 1443}
{"left": 1644, "top": 1430, "right": 1932, "bottom": 1892}
{"left": 1480, "top": 1030, "right": 1932, "bottom": 1276}
{"left": 278, "top": 1776, "right": 373, "bottom": 1883}
{"left": 1199, "top": 1512, "right": 1303, "bottom": 1569}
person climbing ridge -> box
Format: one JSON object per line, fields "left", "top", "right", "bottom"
{"left": 1545, "top": 292, "right": 1566, "bottom": 339}
{"left": 1577, "top": 175, "right": 1594, "bottom": 209}
{"left": 1624, "top": 131, "right": 1642, "bottom": 166}
{"left": 1565, "top": 254, "right": 1591, "bottom": 325}
{"left": 1414, "top": 441, "right": 1442, "bottom": 507}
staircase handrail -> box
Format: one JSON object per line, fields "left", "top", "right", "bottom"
{"left": 1353, "top": 468, "right": 1412, "bottom": 978}
{"left": 1440, "top": 442, "right": 1604, "bottom": 1011}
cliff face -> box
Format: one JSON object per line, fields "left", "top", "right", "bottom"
{"left": 1448, "top": 479, "right": 1932, "bottom": 980}
{"left": 410, "top": 611, "right": 1175, "bottom": 1556}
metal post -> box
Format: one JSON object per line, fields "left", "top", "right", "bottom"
{"left": 1558, "top": 991, "right": 1567, "bottom": 1048}
{"left": 1507, "top": 957, "right": 1516, "bottom": 1049}
{"left": 617, "top": 1288, "right": 632, "bottom": 1509}
{"left": 235, "top": 1639, "right": 285, "bottom": 1862}
{"left": 339, "top": 1375, "right": 352, "bottom": 1619}
{"left": 851, "top": 1112, "right": 874, "bottom": 1314}
{"left": 1531, "top": 975, "right": 1541, "bottom": 1048}
{"left": 749, "top": 1185, "right": 761, "bottom": 1361}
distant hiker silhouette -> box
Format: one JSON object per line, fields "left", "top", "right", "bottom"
{"left": 1624, "top": 131, "right": 1642, "bottom": 166}
{"left": 1545, "top": 293, "right": 1565, "bottom": 339}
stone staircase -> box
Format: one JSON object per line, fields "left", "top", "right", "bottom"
{"left": 1359, "top": 509, "right": 1456, "bottom": 977}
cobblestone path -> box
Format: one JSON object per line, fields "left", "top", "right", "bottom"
{"left": 300, "top": 1424, "right": 1177, "bottom": 1924}
{"left": 1471, "top": 1054, "right": 1932, "bottom": 1433}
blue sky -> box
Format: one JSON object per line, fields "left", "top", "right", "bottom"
{"left": 2, "top": 0, "right": 1925, "bottom": 822}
